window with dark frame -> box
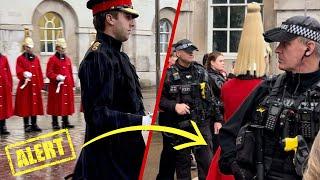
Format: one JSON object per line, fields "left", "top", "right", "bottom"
{"left": 210, "top": 0, "right": 263, "bottom": 53}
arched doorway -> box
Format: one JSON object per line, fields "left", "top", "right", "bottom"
{"left": 32, "top": 0, "right": 79, "bottom": 69}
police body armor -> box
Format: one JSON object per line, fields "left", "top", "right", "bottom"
{"left": 167, "top": 63, "right": 213, "bottom": 129}
{"left": 236, "top": 74, "right": 320, "bottom": 178}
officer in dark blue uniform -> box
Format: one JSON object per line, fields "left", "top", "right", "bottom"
{"left": 72, "top": 0, "right": 152, "bottom": 179}
{"left": 158, "top": 39, "right": 222, "bottom": 180}
{"left": 219, "top": 16, "right": 320, "bottom": 180}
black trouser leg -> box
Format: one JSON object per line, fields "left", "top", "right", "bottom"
{"left": 52, "top": 116, "right": 60, "bottom": 129}
{"left": 31, "top": 116, "right": 37, "bottom": 125}
{"left": 0, "top": 119, "right": 5, "bottom": 126}
{"left": 62, "top": 116, "right": 74, "bottom": 128}
{"left": 194, "top": 124, "right": 213, "bottom": 180}
{"left": 0, "top": 120, "right": 4, "bottom": 131}
{"left": 0, "top": 119, "right": 10, "bottom": 135}
{"left": 31, "top": 116, "right": 41, "bottom": 131}
{"left": 211, "top": 134, "right": 219, "bottom": 154}
{"left": 24, "top": 117, "right": 32, "bottom": 132}
{"left": 175, "top": 147, "right": 192, "bottom": 180}
{"left": 210, "top": 120, "right": 219, "bottom": 155}
{"left": 156, "top": 133, "right": 176, "bottom": 180}
{"left": 23, "top": 117, "right": 30, "bottom": 127}
{"left": 62, "top": 116, "right": 68, "bottom": 122}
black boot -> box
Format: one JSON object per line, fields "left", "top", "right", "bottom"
{"left": 24, "top": 117, "right": 32, "bottom": 132}
{"left": 62, "top": 116, "right": 74, "bottom": 129}
{"left": 31, "top": 116, "right": 42, "bottom": 132}
{"left": 52, "top": 116, "right": 60, "bottom": 130}
{"left": 0, "top": 120, "right": 10, "bottom": 135}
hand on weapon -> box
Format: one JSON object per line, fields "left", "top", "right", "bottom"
{"left": 175, "top": 103, "right": 190, "bottom": 115}
{"left": 214, "top": 122, "right": 222, "bottom": 134}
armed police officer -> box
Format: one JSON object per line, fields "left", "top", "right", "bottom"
{"left": 158, "top": 39, "right": 222, "bottom": 180}
{"left": 219, "top": 16, "right": 320, "bottom": 180}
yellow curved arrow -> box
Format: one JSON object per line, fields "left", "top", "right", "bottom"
{"left": 82, "top": 120, "right": 207, "bottom": 150}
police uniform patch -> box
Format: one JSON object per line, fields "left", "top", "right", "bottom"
{"left": 181, "top": 85, "right": 191, "bottom": 94}
{"left": 173, "top": 72, "right": 180, "bottom": 81}
{"left": 185, "top": 75, "right": 192, "bottom": 79}
{"left": 91, "top": 42, "right": 101, "bottom": 51}
{"left": 169, "top": 85, "right": 179, "bottom": 93}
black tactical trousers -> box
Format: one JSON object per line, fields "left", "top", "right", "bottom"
{"left": 211, "top": 131, "right": 219, "bottom": 155}
{"left": 156, "top": 132, "right": 176, "bottom": 180}
{"left": 175, "top": 122, "right": 213, "bottom": 180}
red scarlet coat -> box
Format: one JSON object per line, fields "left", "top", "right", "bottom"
{"left": 46, "top": 53, "right": 75, "bottom": 116}
{"left": 207, "top": 78, "right": 262, "bottom": 180}
{"left": 0, "top": 55, "right": 13, "bottom": 120}
{"left": 14, "top": 53, "right": 44, "bottom": 117}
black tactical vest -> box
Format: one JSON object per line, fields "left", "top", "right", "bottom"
{"left": 167, "top": 63, "right": 212, "bottom": 123}
{"left": 254, "top": 74, "right": 320, "bottom": 175}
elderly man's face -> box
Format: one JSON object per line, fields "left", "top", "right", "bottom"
{"left": 275, "top": 38, "right": 307, "bottom": 72}
{"left": 176, "top": 50, "right": 194, "bottom": 64}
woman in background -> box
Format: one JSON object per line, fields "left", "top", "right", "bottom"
{"left": 207, "top": 3, "right": 270, "bottom": 180}
{"left": 205, "top": 51, "right": 226, "bottom": 154}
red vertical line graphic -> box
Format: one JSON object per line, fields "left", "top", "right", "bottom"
{"left": 138, "top": 0, "right": 183, "bottom": 179}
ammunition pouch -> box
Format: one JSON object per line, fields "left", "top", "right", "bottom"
{"left": 177, "top": 120, "right": 192, "bottom": 129}
{"left": 236, "top": 123, "right": 255, "bottom": 168}
{"left": 172, "top": 120, "right": 193, "bottom": 146}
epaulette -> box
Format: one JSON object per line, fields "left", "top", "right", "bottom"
{"left": 91, "top": 41, "right": 101, "bottom": 51}
{"left": 82, "top": 41, "right": 101, "bottom": 61}
{"left": 193, "top": 62, "right": 207, "bottom": 72}
{"left": 193, "top": 61, "right": 204, "bottom": 68}
{"left": 167, "top": 64, "right": 180, "bottom": 81}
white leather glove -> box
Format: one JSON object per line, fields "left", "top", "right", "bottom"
{"left": 142, "top": 113, "right": 153, "bottom": 145}
{"left": 142, "top": 113, "right": 153, "bottom": 126}
{"left": 23, "top": 71, "right": 32, "bottom": 78}
{"left": 56, "top": 74, "right": 66, "bottom": 81}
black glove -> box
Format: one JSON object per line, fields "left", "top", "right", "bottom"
{"left": 231, "top": 161, "right": 254, "bottom": 180}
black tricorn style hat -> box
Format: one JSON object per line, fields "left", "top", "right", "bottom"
{"left": 264, "top": 16, "right": 320, "bottom": 43}
{"left": 87, "top": 0, "right": 139, "bottom": 18}
{"left": 173, "top": 39, "right": 199, "bottom": 53}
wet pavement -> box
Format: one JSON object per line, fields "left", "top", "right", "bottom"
{"left": 0, "top": 87, "right": 156, "bottom": 180}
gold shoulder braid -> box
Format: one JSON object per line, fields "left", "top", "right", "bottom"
{"left": 91, "top": 41, "right": 101, "bottom": 51}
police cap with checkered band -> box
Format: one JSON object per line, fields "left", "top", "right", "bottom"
{"left": 173, "top": 39, "right": 199, "bottom": 53}
{"left": 263, "top": 16, "right": 320, "bottom": 43}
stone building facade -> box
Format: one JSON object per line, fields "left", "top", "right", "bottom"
{"left": 1, "top": 0, "right": 319, "bottom": 90}
{"left": 0, "top": 0, "right": 178, "bottom": 90}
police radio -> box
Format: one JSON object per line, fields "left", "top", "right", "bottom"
{"left": 298, "top": 102, "right": 316, "bottom": 139}
{"left": 299, "top": 112, "right": 313, "bottom": 138}
{"left": 265, "top": 102, "right": 283, "bottom": 131}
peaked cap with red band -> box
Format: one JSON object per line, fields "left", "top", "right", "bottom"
{"left": 87, "top": 0, "right": 139, "bottom": 18}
